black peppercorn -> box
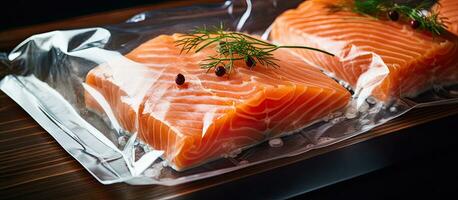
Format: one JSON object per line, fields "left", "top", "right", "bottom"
{"left": 388, "top": 10, "right": 399, "bottom": 21}
{"left": 410, "top": 20, "right": 420, "bottom": 29}
{"left": 245, "top": 56, "right": 255, "bottom": 68}
{"left": 215, "top": 66, "right": 226, "bottom": 77}
{"left": 175, "top": 73, "right": 185, "bottom": 85}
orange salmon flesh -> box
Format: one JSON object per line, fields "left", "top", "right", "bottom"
{"left": 271, "top": 0, "right": 458, "bottom": 102}
{"left": 436, "top": 0, "right": 458, "bottom": 36}
{"left": 85, "top": 34, "right": 350, "bottom": 171}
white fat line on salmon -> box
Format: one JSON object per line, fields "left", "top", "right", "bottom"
{"left": 179, "top": 104, "right": 346, "bottom": 169}
{"left": 264, "top": 88, "right": 317, "bottom": 136}
{"left": 169, "top": 92, "right": 234, "bottom": 103}
{"left": 293, "top": 20, "right": 427, "bottom": 51}
{"left": 291, "top": 88, "right": 326, "bottom": 126}
{"left": 140, "top": 63, "right": 337, "bottom": 90}
{"left": 150, "top": 102, "right": 233, "bottom": 111}
{"left": 309, "top": 91, "right": 346, "bottom": 120}
{"left": 175, "top": 93, "right": 348, "bottom": 170}
{"left": 136, "top": 47, "right": 176, "bottom": 51}
{"left": 235, "top": 88, "right": 304, "bottom": 132}
{"left": 201, "top": 107, "right": 220, "bottom": 138}
{"left": 135, "top": 54, "right": 182, "bottom": 58}
{"left": 274, "top": 47, "right": 354, "bottom": 93}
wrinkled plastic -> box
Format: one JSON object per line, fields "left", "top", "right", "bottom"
{"left": 268, "top": 0, "right": 458, "bottom": 109}
{"left": 0, "top": 0, "right": 457, "bottom": 185}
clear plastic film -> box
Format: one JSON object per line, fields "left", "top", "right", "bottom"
{"left": 0, "top": 0, "right": 457, "bottom": 185}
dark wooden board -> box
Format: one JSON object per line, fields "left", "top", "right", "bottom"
{"left": 1, "top": 0, "right": 458, "bottom": 199}
{"left": 1, "top": 90, "right": 457, "bottom": 199}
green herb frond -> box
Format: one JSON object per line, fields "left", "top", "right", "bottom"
{"left": 391, "top": 2, "right": 447, "bottom": 35}
{"left": 328, "top": 0, "right": 448, "bottom": 36}
{"left": 175, "top": 24, "right": 334, "bottom": 75}
{"left": 354, "top": 0, "right": 387, "bottom": 16}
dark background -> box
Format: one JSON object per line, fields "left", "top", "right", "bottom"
{"left": 182, "top": 115, "right": 458, "bottom": 199}
{"left": 0, "top": 0, "right": 169, "bottom": 30}
{"left": 1, "top": 0, "right": 457, "bottom": 199}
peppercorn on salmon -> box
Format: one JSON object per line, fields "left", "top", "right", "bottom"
{"left": 85, "top": 34, "right": 350, "bottom": 171}
{"left": 271, "top": 0, "right": 458, "bottom": 102}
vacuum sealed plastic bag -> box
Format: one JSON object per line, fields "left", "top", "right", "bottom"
{"left": 270, "top": 0, "right": 458, "bottom": 106}
{"left": 0, "top": 0, "right": 457, "bottom": 185}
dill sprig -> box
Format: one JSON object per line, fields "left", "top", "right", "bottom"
{"left": 390, "top": 2, "right": 446, "bottom": 35}
{"left": 329, "top": 0, "right": 447, "bottom": 35}
{"left": 175, "top": 24, "right": 334, "bottom": 75}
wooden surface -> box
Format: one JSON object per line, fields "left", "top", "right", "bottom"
{"left": 1, "top": 1, "right": 458, "bottom": 199}
{"left": 1, "top": 89, "right": 457, "bottom": 199}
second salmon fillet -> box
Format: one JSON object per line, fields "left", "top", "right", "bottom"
{"left": 271, "top": 0, "right": 458, "bottom": 102}
{"left": 436, "top": 0, "right": 458, "bottom": 36}
{"left": 85, "top": 34, "right": 350, "bottom": 171}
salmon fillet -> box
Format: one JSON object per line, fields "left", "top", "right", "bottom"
{"left": 85, "top": 34, "right": 350, "bottom": 171}
{"left": 271, "top": 0, "right": 458, "bottom": 102}
{"left": 436, "top": 0, "right": 458, "bottom": 36}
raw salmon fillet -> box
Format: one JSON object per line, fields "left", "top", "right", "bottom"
{"left": 271, "top": 0, "right": 458, "bottom": 102}
{"left": 85, "top": 34, "right": 350, "bottom": 170}
{"left": 436, "top": 0, "right": 458, "bottom": 36}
